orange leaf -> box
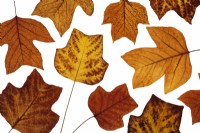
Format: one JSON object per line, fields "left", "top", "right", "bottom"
{"left": 0, "top": 17, "right": 54, "bottom": 74}
{"left": 179, "top": 90, "right": 200, "bottom": 124}
{"left": 0, "top": 69, "right": 62, "bottom": 133}
{"left": 128, "top": 95, "right": 183, "bottom": 132}
{"left": 33, "top": 0, "right": 94, "bottom": 36}
{"left": 122, "top": 27, "right": 192, "bottom": 94}
{"left": 150, "top": 0, "right": 200, "bottom": 23}
{"left": 88, "top": 84, "right": 138, "bottom": 130}
{"left": 103, "top": 0, "right": 149, "bottom": 43}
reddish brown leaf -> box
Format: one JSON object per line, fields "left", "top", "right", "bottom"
{"left": 128, "top": 95, "right": 183, "bottom": 133}
{"left": 0, "top": 69, "right": 62, "bottom": 133}
{"left": 179, "top": 90, "right": 200, "bottom": 124}
{"left": 0, "top": 17, "right": 54, "bottom": 74}
{"left": 88, "top": 84, "right": 138, "bottom": 130}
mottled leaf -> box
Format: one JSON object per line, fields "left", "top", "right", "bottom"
{"left": 128, "top": 95, "right": 183, "bottom": 133}
{"left": 122, "top": 27, "right": 192, "bottom": 94}
{"left": 33, "top": 0, "right": 94, "bottom": 36}
{"left": 88, "top": 84, "right": 138, "bottom": 130}
{"left": 0, "top": 69, "right": 62, "bottom": 133}
{"left": 150, "top": 0, "right": 200, "bottom": 23}
{"left": 0, "top": 17, "right": 54, "bottom": 74}
{"left": 179, "top": 90, "right": 200, "bottom": 124}
{"left": 54, "top": 29, "right": 108, "bottom": 85}
{"left": 103, "top": 0, "right": 149, "bottom": 43}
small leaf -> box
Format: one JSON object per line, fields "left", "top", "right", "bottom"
{"left": 179, "top": 90, "right": 200, "bottom": 124}
{"left": 122, "top": 27, "right": 192, "bottom": 94}
{"left": 0, "top": 17, "right": 54, "bottom": 74}
{"left": 88, "top": 84, "right": 138, "bottom": 130}
{"left": 0, "top": 69, "right": 62, "bottom": 133}
{"left": 103, "top": 0, "right": 149, "bottom": 43}
{"left": 54, "top": 29, "right": 108, "bottom": 85}
{"left": 33, "top": 0, "right": 94, "bottom": 36}
{"left": 150, "top": 0, "right": 200, "bottom": 23}
{"left": 128, "top": 95, "right": 183, "bottom": 133}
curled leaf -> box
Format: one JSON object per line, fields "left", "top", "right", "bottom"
{"left": 88, "top": 84, "right": 138, "bottom": 130}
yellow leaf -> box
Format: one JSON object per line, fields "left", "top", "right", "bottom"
{"left": 54, "top": 29, "right": 108, "bottom": 85}
{"left": 103, "top": 0, "right": 149, "bottom": 43}
{"left": 32, "top": 0, "right": 94, "bottom": 36}
{"left": 122, "top": 27, "right": 192, "bottom": 94}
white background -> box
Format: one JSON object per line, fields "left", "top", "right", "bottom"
{"left": 0, "top": 0, "right": 200, "bottom": 132}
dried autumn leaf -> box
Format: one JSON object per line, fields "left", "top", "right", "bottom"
{"left": 88, "top": 84, "right": 138, "bottom": 130}
{"left": 33, "top": 0, "right": 94, "bottom": 36}
{"left": 0, "top": 17, "right": 54, "bottom": 74}
{"left": 0, "top": 69, "right": 62, "bottom": 133}
{"left": 150, "top": 0, "right": 200, "bottom": 23}
{"left": 122, "top": 27, "right": 192, "bottom": 94}
{"left": 179, "top": 90, "right": 200, "bottom": 124}
{"left": 54, "top": 29, "right": 108, "bottom": 85}
{"left": 103, "top": 0, "right": 149, "bottom": 43}
{"left": 128, "top": 95, "right": 183, "bottom": 133}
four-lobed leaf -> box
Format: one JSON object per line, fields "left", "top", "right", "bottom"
{"left": 88, "top": 84, "right": 138, "bottom": 130}
{"left": 179, "top": 90, "right": 200, "bottom": 124}
{"left": 0, "top": 69, "right": 62, "bottom": 133}
{"left": 32, "top": 0, "right": 94, "bottom": 36}
{"left": 54, "top": 28, "right": 108, "bottom": 85}
{"left": 128, "top": 95, "right": 183, "bottom": 133}
{"left": 0, "top": 17, "right": 54, "bottom": 74}
{"left": 122, "top": 27, "right": 192, "bottom": 94}
{"left": 150, "top": 0, "right": 200, "bottom": 23}
{"left": 103, "top": 0, "right": 149, "bottom": 43}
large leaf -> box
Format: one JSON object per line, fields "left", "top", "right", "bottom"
{"left": 54, "top": 29, "right": 108, "bottom": 85}
{"left": 103, "top": 0, "right": 149, "bottom": 43}
{"left": 88, "top": 84, "right": 138, "bottom": 130}
{"left": 0, "top": 17, "right": 54, "bottom": 74}
{"left": 179, "top": 90, "right": 200, "bottom": 124}
{"left": 0, "top": 69, "right": 62, "bottom": 133}
{"left": 128, "top": 95, "right": 183, "bottom": 133}
{"left": 33, "top": 0, "right": 94, "bottom": 36}
{"left": 122, "top": 27, "right": 192, "bottom": 94}
{"left": 150, "top": 0, "right": 200, "bottom": 23}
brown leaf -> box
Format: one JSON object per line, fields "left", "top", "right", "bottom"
{"left": 0, "top": 69, "right": 62, "bottom": 133}
{"left": 88, "top": 84, "right": 138, "bottom": 130}
{"left": 0, "top": 17, "right": 54, "bottom": 74}
{"left": 128, "top": 95, "right": 183, "bottom": 133}
{"left": 122, "top": 27, "right": 192, "bottom": 94}
{"left": 103, "top": 0, "right": 149, "bottom": 43}
{"left": 150, "top": 0, "right": 200, "bottom": 23}
{"left": 179, "top": 90, "right": 200, "bottom": 124}
{"left": 54, "top": 29, "right": 108, "bottom": 85}
{"left": 33, "top": 0, "right": 94, "bottom": 36}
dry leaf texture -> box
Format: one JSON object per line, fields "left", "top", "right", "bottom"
{"left": 0, "top": 70, "right": 62, "bottom": 133}
{"left": 55, "top": 29, "right": 108, "bottom": 85}
{"left": 122, "top": 27, "right": 192, "bottom": 94}
{"left": 33, "top": 0, "right": 94, "bottom": 36}
{"left": 0, "top": 17, "right": 54, "bottom": 74}
{"left": 179, "top": 90, "right": 200, "bottom": 124}
{"left": 103, "top": 0, "right": 149, "bottom": 43}
{"left": 128, "top": 95, "right": 183, "bottom": 133}
{"left": 88, "top": 84, "right": 138, "bottom": 130}
{"left": 150, "top": 0, "right": 200, "bottom": 23}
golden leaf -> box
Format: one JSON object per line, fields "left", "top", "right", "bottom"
{"left": 128, "top": 95, "right": 183, "bottom": 133}
{"left": 0, "top": 70, "right": 62, "bottom": 133}
{"left": 88, "top": 84, "right": 138, "bottom": 130}
{"left": 54, "top": 29, "right": 108, "bottom": 85}
{"left": 122, "top": 27, "right": 192, "bottom": 94}
{"left": 150, "top": 0, "right": 200, "bottom": 23}
{"left": 103, "top": 0, "right": 149, "bottom": 43}
{"left": 0, "top": 17, "right": 54, "bottom": 74}
{"left": 33, "top": 0, "right": 94, "bottom": 36}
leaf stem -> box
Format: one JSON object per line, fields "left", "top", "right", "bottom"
{"left": 72, "top": 116, "right": 94, "bottom": 133}
{"left": 14, "top": 1, "right": 17, "bottom": 16}
{"left": 189, "top": 49, "right": 200, "bottom": 53}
